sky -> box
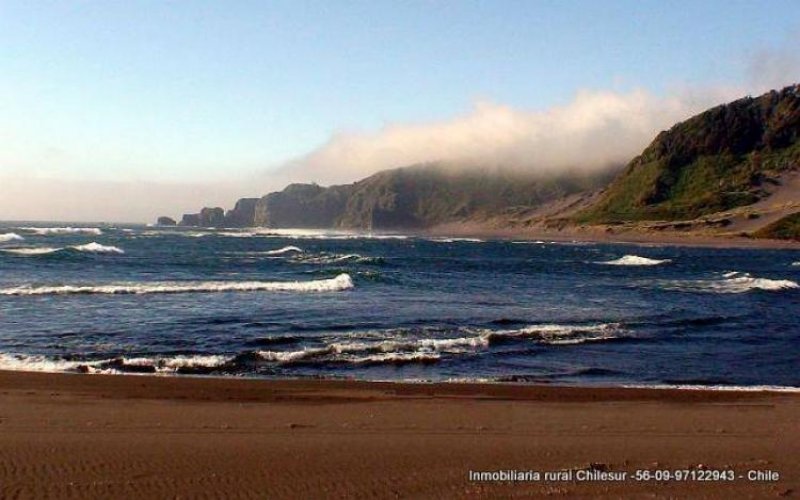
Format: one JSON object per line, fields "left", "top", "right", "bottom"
{"left": 1, "top": 0, "right": 799, "bottom": 222}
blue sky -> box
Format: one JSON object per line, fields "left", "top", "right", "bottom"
{"left": 1, "top": 0, "right": 799, "bottom": 220}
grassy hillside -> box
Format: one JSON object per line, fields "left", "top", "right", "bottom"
{"left": 753, "top": 212, "right": 800, "bottom": 241}
{"left": 579, "top": 84, "right": 800, "bottom": 223}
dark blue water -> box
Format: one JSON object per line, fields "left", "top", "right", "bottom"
{"left": 0, "top": 223, "right": 798, "bottom": 388}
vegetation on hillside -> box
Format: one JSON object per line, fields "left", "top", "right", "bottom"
{"left": 579, "top": 84, "right": 800, "bottom": 223}
{"left": 753, "top": 212, "right": 800, "bottom": 241}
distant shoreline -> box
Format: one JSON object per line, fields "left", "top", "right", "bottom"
{"left": 3, "top": 220, "right": 799, "bottom": 249}
{"left": 423, "top": 223, "right": 800, "bottom": 249}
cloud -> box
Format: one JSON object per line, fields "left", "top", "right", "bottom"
{"left": 275, "top": 87, "right": 736, "bottom": 186}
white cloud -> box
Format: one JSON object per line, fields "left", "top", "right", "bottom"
{"left": 276, "top": 88, "right": 733, "bottom": 186}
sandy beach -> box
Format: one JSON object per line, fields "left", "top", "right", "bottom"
{"left": 0, "top": 371, "right": 796, "bottom": 499}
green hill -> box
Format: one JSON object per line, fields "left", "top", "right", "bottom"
{"left": 579, "top": 84, "right": 800, "bottom": 223}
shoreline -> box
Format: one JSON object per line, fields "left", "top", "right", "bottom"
{"left": 423, "top": 223, "right": 800, "bottom": 250}
{"left": 1, "top": 370, "right": 797, "bottom": 498}
{"left": 4, "top": 220, "right": 799, "bottom": 249}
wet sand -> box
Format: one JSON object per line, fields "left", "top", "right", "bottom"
{"left": 0, "top": 371, "right": 797, "bottom": 498}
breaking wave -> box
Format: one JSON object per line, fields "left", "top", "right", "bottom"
{"left": 622, "top": 383, "right": 800, "bottom": 393}
{"left": 599, "top": 255, "right": 671, "bottom": 266}
{"left": 264, "top": 245, "right": 303, "bottom": 256}
{"left": 71, "top": 242, "right": 125, "bottom": 254}
{"left": 0, "top": 273, "right": 354, "bottom": 296}
{"left": 427, "top": 237, "right": 484, "bottom": 243}
{"left": 0, "top": 322, "right": 622, "bottom": 374}
{"left": 0, "top": 232, "right": 24, "bottom": 243}
{"left": 20, "top": 227, "right": 103, "bottom": 236}
{"left": 290, "top": 252, "right": 383, "bottom": 265}
{"left": 1, "top": 247, "right": 62, "bottom": 256}
{"left": 255, "top": 322, "right": 623, "bottom": 366}
{"left": 1, "top": 242, "right": 125, "bottom": 256}
{"left": 0, "top": 353, "right": 232, "bottom": 375}
{"left": 660, "top": 272, "right": 799, "bottom": 294}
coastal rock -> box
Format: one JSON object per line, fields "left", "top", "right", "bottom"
{"left": 254, "top": 183, "right": 351, "bottom": 228}
{"left": 179, "top": 213, "right": 201, "bottom": 226}
{"left": 223, "top": 198, "right": 258, "bottom": 227}
{"left": 156, "top": 216, "right": 177, "bottom": 226}
{"left": 199, "top": 207, "right": 225, "bottom": 227}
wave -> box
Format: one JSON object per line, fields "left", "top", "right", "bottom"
{"left": 0, "top": 273, "right": 354, "bottom": 296}
{"left": 291, "top": 252, "right": 383, "bottom": 265}
{"left": 0, "top": 232, "right": 24, "bottom": 243}
{"left": 793, "top": 262, "right": 800, "bottom": 267}
{"left": 254, "top": 322, "right": 623, "bottom": 366}
{"left": 661, "top": 272, "right": 799, "bottom": 294}
{"left": 599, "top": 255, "right": 671, "bottom": 266}
{"left": 20, "top": 227, "right": 103, "bottom": 236}
{"left": 0, "top": 353, "right": 232, "bottom": 375}
{"left": 1, "top": 247, "right": 62, "bottom": 256}
{"left": 0, "top": 242, "right": 124, "bottom": 256}
{"left": 428, "top": 237, "right": 484, "bottom": 243}
{"left": 622, "top": 383, "right": 800, "bottom": 393}
{"left": 71, "top": 242, "right": 125, "bottom": 254}
{"left": 264, "top": 245, "right": 303, "bottom": 256}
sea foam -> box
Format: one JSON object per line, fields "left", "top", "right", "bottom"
{"left": 0, "top": 232, "right": 24, "bottom": 243}
{"left": 1, "top": 247, "right": 62, "bottom": 256}
{"left": 0, "top": 273, "right": 354, "bottom": 296}
{"left": 71, "top": 242, "right": 125, "bottom": 254}
{"left": 622, "top": 383, "right": 800, "bottom": 393}
{"left": 254, "top": 322, "right": 622, "bottom": 366}
{"left": 20, "top": 227, "right": 103, "bottom": 236}
{"left": 0, "top": 353, "right": 232, "bottom": 374}
{"left": 0, "top": 242, "right": 125, "bottom": 256}
{"left": 264, "top": 245, "right": 303, "bottom": 256}
{"left": 662, "top": 272, "right": 799, "bottom": 294}
{"left": 599, "top": 255, "right": 671, "bottom": 266}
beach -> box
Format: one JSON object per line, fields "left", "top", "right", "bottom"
{"left": 0, "top": 371, "right": 796, "bottom": 499}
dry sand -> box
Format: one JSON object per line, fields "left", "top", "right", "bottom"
{"left": 0, "top": 371, "right": 797, "bottom": 499}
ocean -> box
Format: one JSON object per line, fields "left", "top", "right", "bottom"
{"left": 0, "top": 223, "right": 798, "bottom": 389}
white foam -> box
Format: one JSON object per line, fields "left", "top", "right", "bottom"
{"left": 350, "top": 352, "right": 441, "bottom": 364}
{"left": 1, "top": 247, "right": 62, "bottom": 256}
{"left": 428, "top": 237, "right": 484, "bottom": 243}
{"left": 488, "top": 323, "right": 623, "bottom": 345}
{"left": 0, "top": 353, "right": 107, "bottom": 373}
{"left": 599, "top": 255, "right": 671, "bottom": 266}
{"left": 663, "top": 272, "right": 799, "bottom": 294}
{"left": 257, "top": 347, "right": 333, "bottom": 363}
{"left": 264, "top": 245, "right": 303, "bottom": 256}
{"left": 792, "top": 262, "right": 800, "bottom": 267}
{"left": 0, "top": 273, "right": 354, "bottom": 296}
{"left": 118, "top": 354, "right": 232, "bottom": 373}
{"left": 292, "top": 253, "right": 376, "bottom": 264}
{"left": 255, "top": 322, "right": 621, "bottom": 366}
{"left": 0, "top": 353, "right": 231, "bottom": 374}
{"left": 0, "top": 233, "right": 24, "bottom": 243}
{"left": 20, "top": 227, "right": 103, "bottom": 236}
{"left": 622, "top": 384, "right": 800, "bottom": 393}
{"left": 71, "top": 242, "right": 125, "bottom": 254}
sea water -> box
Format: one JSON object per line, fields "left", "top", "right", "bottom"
{"left": 0, "top": 223, "right": 797, "bottom": 388}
